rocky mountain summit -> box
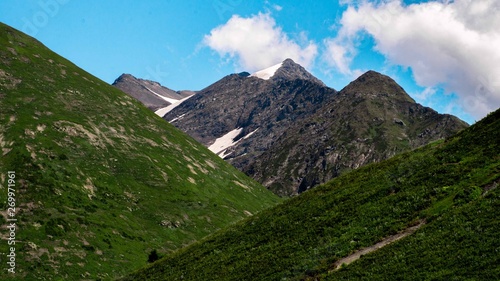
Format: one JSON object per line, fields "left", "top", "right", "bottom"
{"left": 164, "top": 59, "right": 468, "bottom": 196}
{"left": 164, "top": 59, "right": 335, "bottom": 165}
{"left": 112, "top": 73, "right": 194, "bottom": 111}
{"left": 253, "top": 58, "right": 325, "bottom": 85}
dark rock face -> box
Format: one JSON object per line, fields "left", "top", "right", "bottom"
{"left": 164, "top": 60, "right": 469, "bottom": 196}
{"left": 247, "top": 71, "right": 469, "bottom": 195}
{"left": 112, "top": 74, "right": 194, "bottom": 111}
{"left": 271, "top": 58, "right": 325, "bottom": 85}
{"left": 164, "top": 59, "right": 334, "bottom": 153}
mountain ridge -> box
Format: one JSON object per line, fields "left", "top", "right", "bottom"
{"left": 112, "top": 73, "right": 194, "bottom": 111}
{"left": 163, "top": 61, "right": 468, "bottom": 195}
{"left": 247, "top": 69, "right": 469, "bottom": 195}
{"left": 249, "top": 58, "right": 326, "bottom": 85}
{"left": 341, "top": 70, "right": 415, "bottom": 103}
{"left": 165, "top": 65, "right": 336, "bottom": 144}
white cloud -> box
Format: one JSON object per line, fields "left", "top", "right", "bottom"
{"left": 413, "top": 87, "right": 437, "bottom": 104}
{"left": 323, "top": 39, "right": 355, "bottom": 75}
{"left": 325, "top": 0, "right": 500, "bottom": 119}
{"left": 203, "top": 13, "right": 318, "bottom": 72}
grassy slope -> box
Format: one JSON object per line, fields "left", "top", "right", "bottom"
{"left": 123, "top": 107, "right": 499, "bottom": 280}
{"left": 0, "top": 23, "right": 281, "bottom": 280}
{"left": 324, "top": 110, "right": 500, "bottom": 280}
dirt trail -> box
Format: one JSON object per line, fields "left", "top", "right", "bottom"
{"left": 331, "top": 221, "right": 425, "bottom": 271}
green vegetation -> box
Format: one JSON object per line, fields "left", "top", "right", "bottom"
{"left": 0, "top": 23, "right": 281, "bottom": 280}
{"left": 123, "top": 108, "right": 499, "bottom": 280}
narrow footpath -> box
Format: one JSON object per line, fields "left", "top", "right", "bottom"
{"left": 331, "top": 221, "right": 426, "bottom": 271}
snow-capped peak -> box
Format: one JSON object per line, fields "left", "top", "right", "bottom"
{"left": 249, "top": 62, "right": 283, "bottom": 80}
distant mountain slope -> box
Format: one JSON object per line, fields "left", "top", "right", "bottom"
{"left": 164, "top": 60, "right": 468, "bottom": 196}
{"left": 164, "top": 59, "right": 336, "bottom": 170}
{"left": 248, "top": 70, "right": 469, "bottom": 195}
{"left": 0, "top": 23, "right": 280, "bottom": 281}
{"left": 112, "top": 73, "right": 194, "bottom": 111}
{"left": 122, "top": 103, "right": 500, "bottom": 281}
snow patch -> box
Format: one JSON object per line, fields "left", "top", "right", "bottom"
{"left": 154, "top": 94, "right": 195, "bottom": 117}
{"left": 169, "top": 113, "right": 186, "bottom": 123}
{"left": 208, "top": 128, "right": 259, "bottom": 158}
{"left": 249, "top": 62, "right": 283, "bottom": 80}
{"left": 144, "top": 87, "right": 180, "bottom": 104}
{"left": 208, "top": 128, "right": 243, "bottom": 157}
{"left": 244, "top": 128, "right": 258, "bottom": 139}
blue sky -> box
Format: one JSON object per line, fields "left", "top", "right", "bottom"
{"left": 2, "top": 1, "right": 500, "bottom": 124}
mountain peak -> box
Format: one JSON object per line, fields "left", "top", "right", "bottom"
{"left": 249, "top": 61, "right": 283, "bottom": 80}
{"left": 113, "top": 73, "right": 134, "bottom": 83}
{"left": 113, "top": 73, "right": 161, "bottom": 87}
{"left": 249, "top": 58, "right": 325, "bottom": 85}
{"left": 112, "top": 73, "right": 193, "bottom": 111}
{"left": 341, "top": 70, "right": 415, "bottom": 103}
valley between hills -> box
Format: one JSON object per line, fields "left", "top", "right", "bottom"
{"left": 0, "top": 22, "right": 499, "bottom": 281}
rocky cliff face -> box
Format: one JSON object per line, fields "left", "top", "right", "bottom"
{"left": 112, "top": 74, "right": 194, "bottom": 111}
{"left": 163, "top": 59, "right": 335, "bottom": 163}
{"left": 164, "top": 60, "right": 469, "bottom": 196}
{"left": 271, "top": 58, "right": 325, "bottom": 85}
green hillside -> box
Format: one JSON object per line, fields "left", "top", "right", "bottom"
{"left": 0, "top": 23, "right": 281, "bottom": 280}
{"left": 123, "top": 107, "right": 499, "bottom": 279}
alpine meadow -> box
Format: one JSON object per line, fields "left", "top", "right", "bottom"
{"left": 0, "top": 23, "right": 281, "bottom": 280}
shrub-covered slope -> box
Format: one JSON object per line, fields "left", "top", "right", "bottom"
{"left": 123, "top": 107, "right": 499, "bottom": 280}
{"left": 0, "top": 23, "right": 280, "bottom": 280}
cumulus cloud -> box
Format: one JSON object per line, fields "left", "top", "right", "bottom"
{"left": 203, "top": 13, "right": 318, "bottom": 72}
{"left": 325, "top": 0, "right": 500, "bottom": 119}
{"left": 273, "top": 5, "right": 283, "bottom": 11}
